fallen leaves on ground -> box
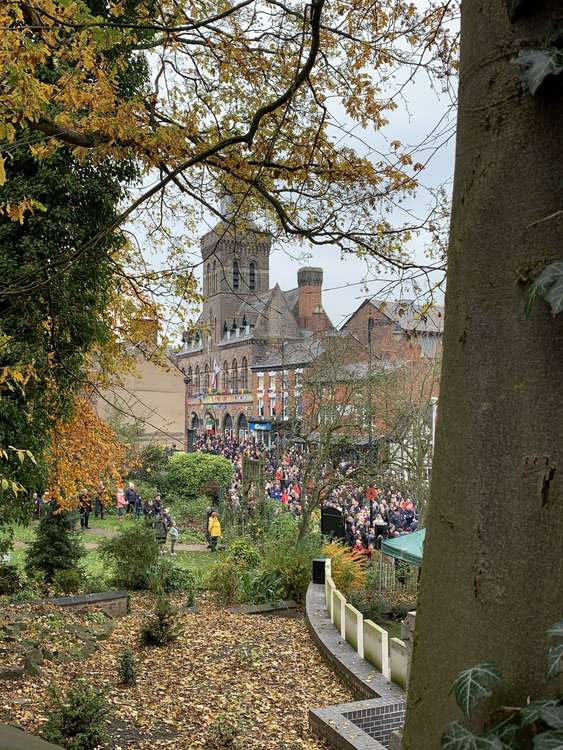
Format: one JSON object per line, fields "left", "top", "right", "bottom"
{"left": 0, "top": 594, "right": 351, "bottom": 749}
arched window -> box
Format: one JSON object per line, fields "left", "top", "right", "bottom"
{"left": 205, "top": 264, "right": 210, "bottom": 295}
{"left": 241, "top": 357, "right": 248, "bottom": 390}
{"left": 233, "top": 261, "right": 240, "bottom": 290}
{"left": 231, "top": 358, "right": 238, "bottom": 391}
{"left": 222, "top": 360, "right": 229, "bottom": 391}
{"left": 187, "top": 366, "right": 193, "bottom": 397}
{"left": 194, "top": 365, "right": 200, "bottom": 393}
{"left": 212, "top": 260, "right": 217, "bottom": 293}
{"left": 249, "top": 262, "right": 256, "bottom": 291}
{"left": 204, "top": 363, "right": 210, "bottom": 391}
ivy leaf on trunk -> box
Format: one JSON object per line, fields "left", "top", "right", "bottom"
{"left": 529, "top": 261, "right": 563, "bottom": 316}
{"left": 510, "top": 48, "right": 563, "bottom": 95}
{"left": 451, "top": 663, "right": 501, "bottom": 719}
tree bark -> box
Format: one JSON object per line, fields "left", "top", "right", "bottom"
{"left": 404, "top": 3, "right": 563, "bottom": 746}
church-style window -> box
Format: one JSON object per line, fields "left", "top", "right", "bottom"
{"left": 249, "top": 262, "right": 256, "bottom": 291}
{"left": 222, "top": 360, "right": 229, "bottom": 391}
{"left": 187, "top": 367, "right": 193, "bottom": 397}
{"left": 231, "top": 359, "right": 238, "bottom": 391}
{"left": 241, "top": 357, "right": 248, "bottom": 390}
{"left": 212, "top": 260, "right": 217, "bottom": 293}
{"left": 204, "top": 364, "right": 210, "bottom": 391}
{"left": 233, "top": 261, "right": 240, "bottom": 290}
{"left": 195, "top": 365, "right": 200, "bottom": 393}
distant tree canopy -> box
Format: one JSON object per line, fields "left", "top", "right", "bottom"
{"left": 162, "top": 452, "right": 234, "bottom": 502}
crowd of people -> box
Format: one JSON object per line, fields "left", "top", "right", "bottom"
{"left": 192, "top": 433, "right": 420, "bottom": 558}
{"left": 30, "top": 433, "right": 419, "bottom": 560}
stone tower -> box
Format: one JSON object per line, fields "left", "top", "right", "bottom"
{"left": 200, "top": 217, "right": 271, "bottom": 342}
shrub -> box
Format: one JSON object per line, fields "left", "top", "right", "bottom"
{"left": 184, "top": 570, "right": 203, "bottom": 608}
{"left": 163, "top": 453, "right": 233, "bottom": 501}
{"left": 260, "top": 518, "right": 323, "bottom": 603}
{"left": 117, "top": 649, "right": 136, "bottom": 686}
{"left": 42, "top": 681, "right": 108, "bottom": 750}
{"left": 99, "top": 522, "right": 160, "bottom": 590}
{"left": 206, "top": 710, "right": 246, "bottom": 750}
{"left": 207, "top": 557, "right": 242, "bottom": 605}
{"left": 323, "top": 541, "right": 366, "bottom": 595}
{"left": 169, "top": 494, "right": 210, "bottom": 525}
{"left": 144, "top": 557, "right": 199, "bottom": 594}
{"left": 52, "top": 568, "right": 84, "bottom": 595}
{"left": 140, "top": 596, "right": 181, "bottom": 646}
{"left": 128, "top": 443, "right": 171, "bottom": 483}
{"left": 0, "top": 562, "right": 24, "bottom": 595}
{"left": 25, "top": 505, "right": 84, "bottom": 582}
{"left": 226, "top": 537, "right": 260, "bottom": 568}
{"left": 132, "top": 479, "right": 158, "bottom": 502}
{"left": 238, "top": 569, "right": 284, "bottom": 605}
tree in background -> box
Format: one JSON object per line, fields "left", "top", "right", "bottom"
{"left": 47, "top": 397, "right": 127, "bottom": 508}
{"left": 404, "top": 3, "right": 563, "bottom": 747}
{"left": 373, "top": 356, "right": 441, "bottom": 521}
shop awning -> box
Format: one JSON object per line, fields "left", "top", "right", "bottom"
{"left": 381, "top": 528, "right": 426, "bottom": 567}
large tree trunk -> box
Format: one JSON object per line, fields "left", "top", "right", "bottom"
{"left": 403, "top": 3, "right": 563, "bottom": 746}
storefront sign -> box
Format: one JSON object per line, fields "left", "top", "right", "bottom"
{"left": 249, "top": 421, "right": 272, "bottom": 431}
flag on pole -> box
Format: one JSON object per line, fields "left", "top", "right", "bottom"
{"left": 212, "top": 359, "right": 221, "bottom": 388}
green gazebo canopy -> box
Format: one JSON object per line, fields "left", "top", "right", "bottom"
{"left": 381, "top": 528, "right": 426, "bottom": 567}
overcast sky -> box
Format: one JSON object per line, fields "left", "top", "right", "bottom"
{"left": 134, "top": 46, "right": 457, "bottom": 338}
{"left": 259, "top": 69, "right": 455, "bottom": 327}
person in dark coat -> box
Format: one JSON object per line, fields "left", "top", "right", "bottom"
{"left": 125, "top": 483, "right": 138, "bottom": 514}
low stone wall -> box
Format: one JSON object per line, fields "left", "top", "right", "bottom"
{"left": 43, "top": 591, "right": 128, "bottom": 618}
{"left": 306, "top": 583, "right": 405, "bottom": 750}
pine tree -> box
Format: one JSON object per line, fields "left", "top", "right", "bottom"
{"left": 25, "top": 504, "right": 84, "bottom": 582}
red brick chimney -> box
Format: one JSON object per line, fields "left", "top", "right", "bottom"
{"left": 297, "top": 267, "right": 327, "bottom": 332}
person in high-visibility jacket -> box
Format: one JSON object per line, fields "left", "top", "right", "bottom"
{"left": 208, "top": 511, "right": 222, "bottom": 551}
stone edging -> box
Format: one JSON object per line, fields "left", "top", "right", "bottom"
{"left": 227, "top": 600, "right": 298, "bottom": 615}
{"left": 305, "top": 583, "right": 405, "bottom": 750}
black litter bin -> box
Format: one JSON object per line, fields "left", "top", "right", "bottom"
{"left": 312, "top": 557, "right": 326, "bottom": 584}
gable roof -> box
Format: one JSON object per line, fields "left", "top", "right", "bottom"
{"left": 342, "top": 299, "right": 444, "bottom": 334}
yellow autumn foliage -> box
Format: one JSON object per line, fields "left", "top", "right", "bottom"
{"left": 47, "top": 396, "right": 127, "bottom": 509}
{"left": 323, "top": 541, "right": 366, "bottom": 595}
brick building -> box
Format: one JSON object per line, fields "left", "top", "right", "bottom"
{"left": 175, "top": 217, "right": 333, "bottom": 448}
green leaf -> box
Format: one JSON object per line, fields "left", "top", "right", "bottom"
{"left": 521, "top": 700, "right": 559, "bottom": 727}
{"left": 533, "top": 729, "right": 563, "bottom": 750}
{"left": 540, "top": 706, "right": 563, "bottom": 729}
{"left": 528, "top": 261, "right": 563, "bottom": 316}
{"left": 443, "top": 722, "right": 502, "bottom": 750}
{"left": 546, "top": 621, "right": 563, "bottom": 640}
{"left": 547, "top": 643, "right": 563, "bottom": 679}
{"left": 488, "top": 722, "right": 520, "bottom": 749}
{"left": 451, "top": 663, "right": 502, "bottom": 719}
{"left": 511, "top": 48, "right": 563, "bottom": 95}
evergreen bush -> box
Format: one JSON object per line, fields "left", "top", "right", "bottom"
{"left": 99, "top": 522, "right": 160, "bottom": 590}
{"left": 25, "top": 505, "right": 84, "bottom": 582}
{"left": 206, "top": 710, "right": 246, "bottom": 749}
{"left": 42, "top": 681, "right": 108, "bottom": 750}
{"left": 52, "top": 568, "right": 84, "bottom": 595}
{"left": 117, "top": 648, "right": 136, "bottom": 686}
{"left": 0, "top": 562, "right": 24, "bottom": 595}
{"left": 140, "top": 596, "right": 181, "bottom": 646}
